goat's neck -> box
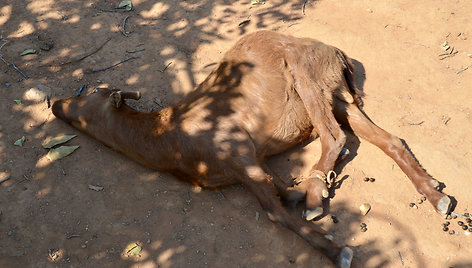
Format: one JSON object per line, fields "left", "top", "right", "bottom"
{"left": 89, "top": 106, "right": 177, "bottom": 170}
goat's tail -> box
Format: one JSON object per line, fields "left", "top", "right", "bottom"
{"left": 335, "top": 49, "right": 364, "bottom": 108}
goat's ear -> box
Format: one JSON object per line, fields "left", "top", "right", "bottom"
{"left": 109, "top": 91, "right": 122, "bottom": 108}
{"left": 121, "top": 91, "right": 141, "bottom": 100}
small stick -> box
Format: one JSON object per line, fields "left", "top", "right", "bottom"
{"left": 60, "top": 38, "right": 111, "bottom": 65}
{"left": 439, "top": 51, "right": 458, "bottom": 60}
{"left": 457, "top": 64, "right": 472, "bottom": 74}
{"left": 238, "top": 20, "right": 250, "bottom": 27}
{"left": 302, "top": 0, "right": 308, "bottom": 15}
{"left": 159, "top": 62, "right": 172, "bottom": 73}
{"left": 90, "top": 56, "right": 139, "bottom": 73}
{"left": 11, "top": 62, "right": 29, "bottom": 79}
{"left": 66, "top": 234, "right": 80, "bottom": 239}
{"left": 122, "top": 15, "right": 132, "bottom": 36}
{"left": 126, "top": 48, "right": 145, "bottom": 53}
{"left": 0, "top": 176, "right": 11, "bottom": 184}
{"left": 75, "top": 84, "right": 88, "bottom": 97}
{"left": 408, "top": 121, "right": 424, "bottom": 126}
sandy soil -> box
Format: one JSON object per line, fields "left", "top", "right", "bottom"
{"left": 1, "top": 1, "right": 471, "bottom": 267}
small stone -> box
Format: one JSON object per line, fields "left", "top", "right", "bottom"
{"left": 5, "top": 82, "right": 11, "bottom": 87}
{"left": 449, "top": 230, "right": 455, "bottom": 235}
{"left": 443, "top": 226, "right": 449, "bottom": 231}
{"left": 361, "top": 227, "right": 367, "bottom": 232}
{"left": 289, "top": 258, "right": 295, "bottom": 264}
{"left": 452, "top": 214, "right": 457, "bottom": 219}
{"left": 421, "top": 196, "right": 426, "bottom": 201}
{"left": 462, "top": 225, "right": 468, "bottom": 230}
{"left": 367, "top": 8, "right": 373, "bottom": 13}
{"left": 464, "top": 212, "right": 470, "bottom": 218}
{"left": 443, "top": 221, "right": 450, "bottom": 226}
{"left": 446, "top": 215, "right": 452, "bottom": 220}
{"left": 458, "top": 221, "right": 464, "bottom": 226}
{"left": 369, "top": 178, "right": 375, "bottom": 182}
{"left": 418, "top": 199, "right": 423, "bottom": 204}
{"left": 363, "top": 177, "right": 369, "bottom": 182}
{"left": 360, "top": 223, "right": 367, "bottom": 228}
{"left": 81, "top": 244, "right": 87, "bottom": 248}
{"left": 469, "top": 228, "right": 472, "bottom": 232}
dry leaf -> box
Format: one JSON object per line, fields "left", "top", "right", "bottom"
{"left": 14, "top": 136, "right": 26, "bottom": 147}
{"left": 47, "top": 145, "right": 80, "bottom": 161}
{"left": 42, "top": 135, "right": 77, "bottom": 149}
{"left": 125, "top": 242, "right": 142, "bottom": 255}
{"left": 20, "top": 49, "right": 36, "bottom": 56}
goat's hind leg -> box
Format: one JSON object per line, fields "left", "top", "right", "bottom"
{"left": 240, "top": 163, "right": 353, "bottom": 267}
{"left": 337, "top": 102, "right": 451, "bottom": 215}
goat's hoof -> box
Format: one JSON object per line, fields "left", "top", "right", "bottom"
{"left": 338, "top": 247, "right": 353, "bottom": 268}
{"left": 338, "top": 148, "right": 350, "bottom": 162}
{"left": 437, "top": 195, "right": 452, "bottom": 215}
{"left": 303, "top": 207, "right": 323, "bottom": 221}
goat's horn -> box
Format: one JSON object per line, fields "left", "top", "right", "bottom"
{"left": 121, "top": 91, "right": 141, "bottom": 100}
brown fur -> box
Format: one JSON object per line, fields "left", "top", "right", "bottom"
{"left": 52, "top": 31, "right": 451, "bottom": 267}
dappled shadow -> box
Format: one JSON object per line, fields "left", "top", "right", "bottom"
{"left": 0, "top": 0, "right": 320, "bottom": 267}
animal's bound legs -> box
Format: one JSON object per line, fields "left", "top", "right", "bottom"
{"left": 239, "top": 163, "right": 353, "bottom": 267}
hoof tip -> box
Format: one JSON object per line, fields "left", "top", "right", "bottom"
{"left": 437, "top": 195, "right": 452, "bottom": 215}
{"left": 303, "top": 207, "right": 323, "bottom": 221}
{"left": 338, "top": 247, "right": 353, "bottom": 268}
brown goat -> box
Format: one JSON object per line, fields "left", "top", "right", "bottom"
{"left": 52, "top": 31, "right": 452, "bottom": 267}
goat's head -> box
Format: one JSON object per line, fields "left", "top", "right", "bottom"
{"left": 52, "top": 88, "right": 141, "bottom": 131}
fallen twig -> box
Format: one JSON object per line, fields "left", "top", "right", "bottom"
{"left": 408, "top": 121, "right": 424, "bottom": 126}
{"left": 11, "top": 63, "right": 29, "bottom": 79}
{"left": 0, "top": 38, "right": 29, "bottom": 79}
{"left": 67, "top": 234, "right": 81, "bottom": 239}
{"left": 238, "top": 20, "right": 250, "bottom": 27}
{"left": 89, "top": 56, "right": 139, "bottom": 73}
{"left": 457, "top": 64, "right": 472, "bottom": 74}
{"left": 439, "top": 51, "right": 458, "bottom": 60}
{"left": 60, "top": 38, "right": 111, "bottom": 65}
{"left": 122, "top": 15, "right": 132, "bottom": 36}
{"left": 0, "top": 175, "right": 11, "bottom": 184}
{"left": 403, "top": 41, "right": 429, "bottom": 48}
{"left": 75, "top": 84, "right": 88, "bottom": 97}
{"left": 159, "top": 62, "right": 172, "bottom": 73}
{"left": 302, "top": 0, "right": 308, "bottom": 15}
{"left": 126, "top": 48, "right": 144, "bottom": 53}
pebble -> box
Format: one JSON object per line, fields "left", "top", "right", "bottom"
{"left": 458, "top": 221, "right": 464, "bottom": 226}
{"left": 443, "top": 221, "right": 450, "bottom": 226}
{"left": 360, "top": 223, "right": 367, "bottom": 228}
{"left": 361, "top": 227, "right": 367, "bottom": 232}
{"left": 363, "top": 177, "right": 370, "bottom": 182}
{"left": 446, "top": 215, "right": 452, "bottom": 220}
{"left": 5, "top": 82, "right": 11, "bottom": 87}
{"left": 331, "top": 215, "right": 339, "bottom": 223}
{"left": 449, "top": 230, "right": 455, "bottom": 235}
{"left": 369, "top": 178, "right": 375, "bottom": 182}
{"left": 462, "top": 225, "right": 468, "bottom": 230}
{"left": 443, "top": 226, "right": 449, "bottom": 232}
{"left": 452, "top": 214, "right": 457, "bottom": 219}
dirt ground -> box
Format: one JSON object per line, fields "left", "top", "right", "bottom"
{"left": 1, "top": 0, "right": 471, "bottom": 267}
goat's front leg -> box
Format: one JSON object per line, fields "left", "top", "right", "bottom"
{"left": 299, "top": 118, "right": 347, "bottom": 220}
{"left": 240, "top": 163, "right": 353, "bottom": 268}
